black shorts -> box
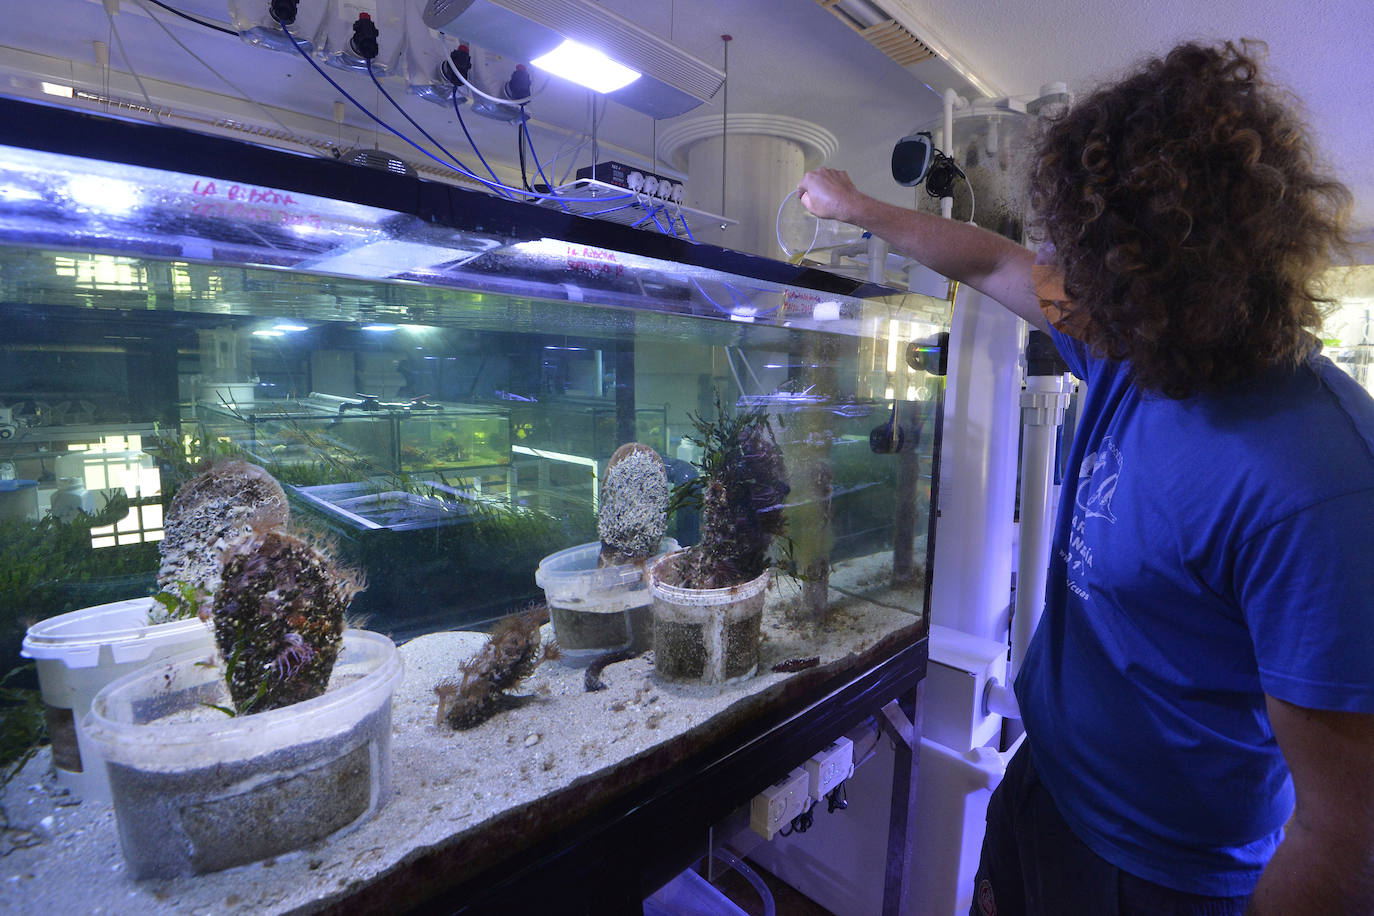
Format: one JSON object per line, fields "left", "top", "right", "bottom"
{"left": 971, "top": 743, "right": 1250, "bottom": 916}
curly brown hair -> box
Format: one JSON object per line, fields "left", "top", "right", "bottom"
{"left": 1029, "top": 39, "right": 1353, "bottom": 398}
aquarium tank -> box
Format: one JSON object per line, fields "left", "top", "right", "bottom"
{"left": 0, "top": 98, "right": 945, "bottom": 912}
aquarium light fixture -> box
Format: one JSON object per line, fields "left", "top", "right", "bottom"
{"left": 543, "top": 345, "right": 587, "bottom": 351}
{"left": 530, "top": 40, "right": 640, "bottom": 94}
{"left": 252, "top": 329, "right": 285, "bottom": 337}
{"left": 40, "top": 82, "right": 73, "bottom": 98}
{"left": 362, "top": 324, "right": 399, "bottom": 332}
{"left": 273, "top": 323, "right": 309, "bottom": 332}
{"left": 423, "top": 0, "right": 724, "bottom": 118}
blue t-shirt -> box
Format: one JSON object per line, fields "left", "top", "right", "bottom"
{"left": 1015, "top": 327, "right": 1374, "bottom": 896}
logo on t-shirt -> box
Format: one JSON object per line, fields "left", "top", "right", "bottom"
{"left": 1076, "top": 437, "right": 1122, "bottom": 523}
{"left": 977, "top": 878, "right": 997, "bottom": 915}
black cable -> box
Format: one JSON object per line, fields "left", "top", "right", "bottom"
{"left": 518, "top": 117, "right": 530, "bottom": 192}
{"left": 142, "top": 0, "right": 238, "bottom": 36}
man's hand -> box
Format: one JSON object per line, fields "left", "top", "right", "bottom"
{"left": 796, "top": 168, "right": 867, "bottom": 224}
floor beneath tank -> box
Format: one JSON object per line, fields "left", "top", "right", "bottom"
{"left": 712, "top": 860, "right": 838, "bottom": 916}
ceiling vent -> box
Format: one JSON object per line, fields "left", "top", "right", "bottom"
{"left": 816, "top": 0, "right": 999, "bottom": 98}
{"left": 818, "top": 0, "right": 935, "bottom": 67}
{"left": 423, "top": 0, "right": 725, "bottom": 119}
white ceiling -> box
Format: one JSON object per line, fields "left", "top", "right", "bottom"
{"left": 1, "top": 0, "right": 1371, "bottom": 252}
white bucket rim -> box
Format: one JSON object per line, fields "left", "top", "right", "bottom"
{"left": 536, "top": 539, "right": 680, "bottom": 595}
{"left": 21, "top": 597, "right": 210, "bottom": 666}
{"left": 83, "top": 629, "right": 403, "bottom": 767}
{"left": 646, "top": 550, "right": 772, "bottom": 606}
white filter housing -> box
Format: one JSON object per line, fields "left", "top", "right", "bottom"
{"left": 402, "top": 5, "right": 464, "bottom": 104}
{"left": 228, "top": 0, "right": 330, "bottom": 53}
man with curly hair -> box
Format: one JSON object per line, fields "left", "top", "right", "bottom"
{"left": 799, "top": 40, "right": 1373, "bottom": 914}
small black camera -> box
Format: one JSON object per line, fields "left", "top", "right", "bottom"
{"left": 891, "top": 131, "right": 935, "bottom": 187}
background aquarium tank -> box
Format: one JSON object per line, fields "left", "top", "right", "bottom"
{"left": 0, "top": 99, "right": 945, "bottom": 913}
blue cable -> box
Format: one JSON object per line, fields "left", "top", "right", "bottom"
{"left": 365, "top": 62, "right": 514, "bottom": 200}
{"left": 676, "top": 210, "right": 696, "bottom": 241}
{"left": 280, "top": 23, "right": 500, "bottom": 190}
{"left": 453, "top": 88, "right": 510, "bottom": 193}
{"left": 580, "top": 203, "right": 642, "bottom": 217}
{"left": 519, "top": 105, "right": 568, "bottom": 211}
{"left": 645, "top": 201, "right": 670, "bottom": 234}
{"left": 690, "top": 277, "right": 731, "bottom": 316}
{"left": 690, "top": 277, "right": 779, "bottom": 319}
{"left": 280, "top": 21, "right": 632, "bottom": 206}
{"left": 520, "top": 107, "right": 558, "bottom": 195}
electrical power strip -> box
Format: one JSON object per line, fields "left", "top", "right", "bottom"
{"left": 749, "top": 767, "right": 810, "bottom": 840}
{"left": 805, "top": 736, "right": 854, "bottom": 801}
{"left": 576, "top": 161, "right": 684, "bottom": 202}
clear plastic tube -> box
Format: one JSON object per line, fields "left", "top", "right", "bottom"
{"left": 713, "top": 846, "right": 776, "bottom": 916}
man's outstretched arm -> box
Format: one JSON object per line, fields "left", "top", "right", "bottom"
{"left": 797, "top": 168, "right": 1047, "bottom": 332}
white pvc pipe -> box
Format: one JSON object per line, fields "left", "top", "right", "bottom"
{"left": 941, "top": 88, "right": 958, "bottom": 220}
{"left": 1010, "top": 373, "right": 1071, "bottom": 680}
{"left": 983, "top": 680, "right": 1019, "bottom": 721}
{"left": 866, "top": 234, "right": 888, "bottom": 284}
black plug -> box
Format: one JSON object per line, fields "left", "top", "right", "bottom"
{"left": 924, "top": 150, "right": 965, "bottom": 199}
{"left": 270, "top": 0, "right": 298, "bottom": 25}
{"left": 506, "top": 64, "right": 531, "bottom": 100}
{"left": 826, "top": 782, "right": 848, "bottom": 813}
{"left": 349, "top": 12, "right": 379, "bottom": 61}
{"left": 442, "top": 44, "right": 473, "bottom": 84}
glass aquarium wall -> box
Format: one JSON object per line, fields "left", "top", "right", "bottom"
{"left": 0, "top": 137, "right": 949, "bottom": 671}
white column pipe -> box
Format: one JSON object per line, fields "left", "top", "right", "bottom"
{"left": 1011, "top": 373, "right": 1072, "bottom": 680}
{"left": 927, "top": 287, "right": 1022, "bottom": 641}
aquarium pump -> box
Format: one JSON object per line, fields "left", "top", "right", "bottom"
{"left": 350, "top": 12, "right": 380, "bottom": 61}
{"left": 891, "top": 131, "right": 934, "bottom": 187}
{"left": 270, "top": 0, "right": 298, "bottom": 25}
{"left": 441, "top": 44, "right": 474, "bottom": 86}
{"left": 892, "top": 130, "right": 966, "bottom": 200}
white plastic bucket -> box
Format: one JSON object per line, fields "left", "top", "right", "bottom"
{"left": 648, "top": 551, "right": 771, "bottom": 685}
{"left": 20, "top": 596, "right": 215, "bottom": 803}
{"left": 535, "top": 539, "right": 678, "bottom": 663}
{"left": 83, "top": 629, "right": 403, "bottom": 878}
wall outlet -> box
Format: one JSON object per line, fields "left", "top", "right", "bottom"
{"left": 805, "top": 736, "right": 854, "bottom": 800}
{"left": 750, "top": 767, "right": 810, "bottom": 840}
